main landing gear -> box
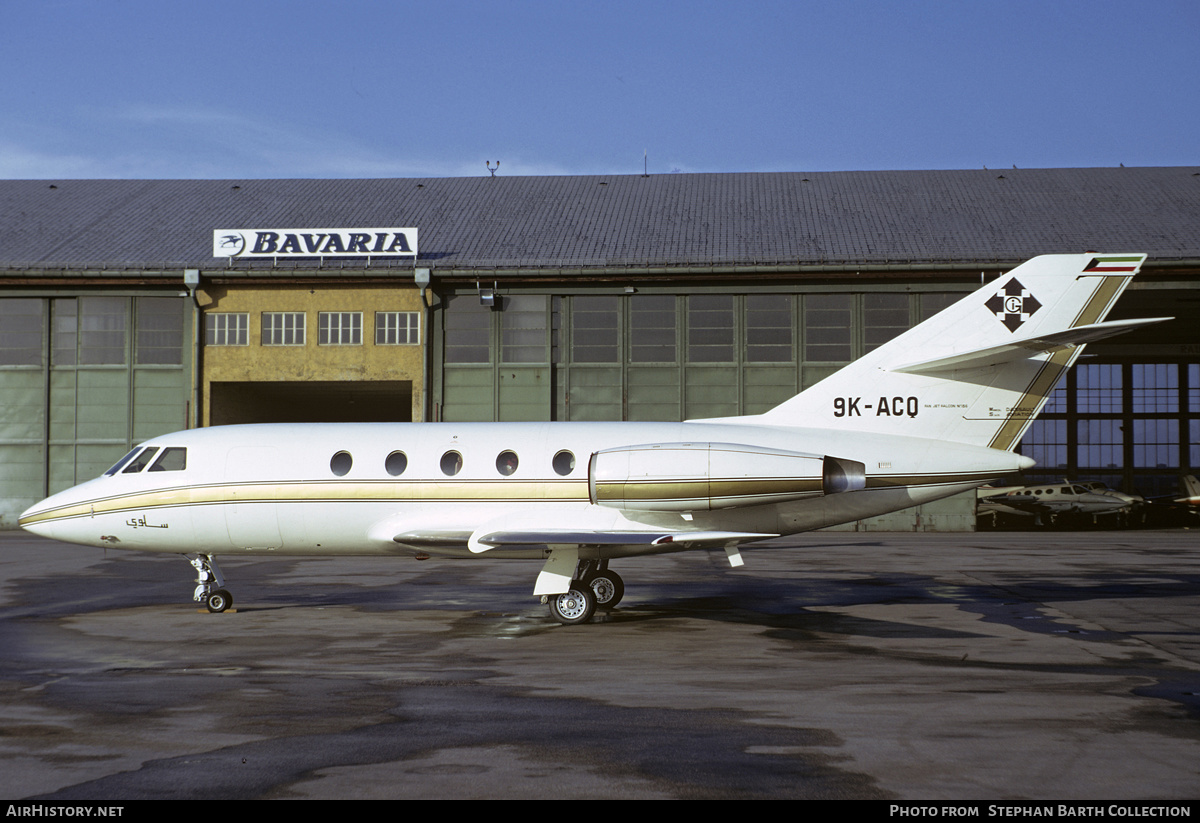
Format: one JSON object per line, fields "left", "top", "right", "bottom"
{"left": 546, "top": 560, "right": 624, "bottom": 625}
{"left": 189, "top": 554, "right": 234, "bottom": 613}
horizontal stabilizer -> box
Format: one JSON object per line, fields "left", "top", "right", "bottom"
{"left": 891, "top": 317, "right": 1171, "bottom": 376}
{"left": 471, "top": 529, "right": 776, "bottom": 553}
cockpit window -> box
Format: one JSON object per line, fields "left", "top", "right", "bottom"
{"left": 104, "top": 448, "right": 142, "bottom": 477}
{"left": 122, "top": 447, "right": 160, "bottom": 474}
{"left": 148, "top": 447, "right": 187, "bottom": 472}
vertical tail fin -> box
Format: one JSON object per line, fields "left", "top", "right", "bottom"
{"left": 759, "top": 253, "right": 1159, "bottom": 450}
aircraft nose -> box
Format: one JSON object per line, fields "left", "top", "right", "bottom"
{"left": 18, "top": 487, "right": 93, "bottom": 542}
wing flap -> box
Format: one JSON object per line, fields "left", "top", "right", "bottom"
{"left": 471, "top": 528, "right": 776, "bottom": 553}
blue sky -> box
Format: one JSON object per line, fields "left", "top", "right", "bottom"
{"left": 3, "top": 0, "right": 1197, "bottom": 178}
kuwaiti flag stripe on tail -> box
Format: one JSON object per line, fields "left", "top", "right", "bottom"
{"left": 1084, "top": 256, "right": 1143, "bottom": 272}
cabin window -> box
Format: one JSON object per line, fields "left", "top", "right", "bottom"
{"left": 441, "top": 451, "right": 463, "bottom": 476}
{"left": 496, "top": 451, "right": 519, "bottom": 476}
{"left": 385, "top": 451, "right": 408, "bottom": 476}
{"left": 552, "top": 450, "right": 575, "bottom": 476}
{"left": 104, "top": 448, "right": 142, "bottom": 477}
{"left": 148, "top": 447, "right": 187, "bottom": 472}
{"left": 122, "top": 447, "right": 160, "bottom": 473}
{"left": 330, "top": 451, "right": 353, "bottom": 476}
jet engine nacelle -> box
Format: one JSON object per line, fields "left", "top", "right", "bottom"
{"left": 588, "top": 442, "right": 866, "bottom": 512}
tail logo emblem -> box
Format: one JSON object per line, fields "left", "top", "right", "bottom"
{"left": 984, "top": 278, "right": 1042, "bottom": 332}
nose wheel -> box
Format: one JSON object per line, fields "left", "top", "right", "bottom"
{"left": 189, "top": 554, "right": 234, "bottom": 613}
{"left": 204, "top": 588, "right": 234, "bottom": 613}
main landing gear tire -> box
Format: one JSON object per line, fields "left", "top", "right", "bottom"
{"left": 548, "top": 583, "right": 596, "bottom": 625}
{"left": 205, "top": 589, "right": 233, "bottom": 613}
{"left": 585, "top": 570, "right": 624, "bottom": 610}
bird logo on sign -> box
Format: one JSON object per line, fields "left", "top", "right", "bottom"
{"left": 984, "top": 278, "right": 1042, "bottom": 332}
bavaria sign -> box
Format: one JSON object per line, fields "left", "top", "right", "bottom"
{"left": 213, "top": 228, "right": 418, "bottom": 259}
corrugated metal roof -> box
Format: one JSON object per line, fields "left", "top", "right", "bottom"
{"left": 2, "top": 168, "right": 1198, "bottom": 273}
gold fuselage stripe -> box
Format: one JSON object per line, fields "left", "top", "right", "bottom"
{"left": 21, "top": 471, "right": 1001, "bottom": 528}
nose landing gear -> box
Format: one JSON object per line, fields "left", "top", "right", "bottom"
{"left": 188, "top": 554, "right": 234, "bottom": 613}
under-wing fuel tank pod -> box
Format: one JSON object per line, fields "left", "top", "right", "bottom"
{"left": 587, "top": 442, "right": 866, "bottom": 512}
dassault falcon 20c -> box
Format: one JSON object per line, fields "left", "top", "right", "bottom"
{"left": 20, "top": 253, "right": 1167, "bottom": 623}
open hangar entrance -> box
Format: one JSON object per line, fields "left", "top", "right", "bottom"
{"left": 208, "top": 380, "right": 413, "bottom": 425}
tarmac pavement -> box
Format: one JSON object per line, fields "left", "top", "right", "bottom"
{"left": 1, "top": 529, "right": 1198, "bottom": 800}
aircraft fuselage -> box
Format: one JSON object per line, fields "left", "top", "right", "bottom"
{"left": 20, "top": 420, "right": 1027, "bottom": 560}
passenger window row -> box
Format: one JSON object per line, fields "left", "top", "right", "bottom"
{"left": 329, "top": 449, "right": 577, "bottom": 478}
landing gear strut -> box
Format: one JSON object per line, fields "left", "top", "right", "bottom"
{"left": 189, "top": 554, "right": 233, "bottom": 613}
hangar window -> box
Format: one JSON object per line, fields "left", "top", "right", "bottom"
{"left": 863, "top": 294, "right": 910, "bottom": 353}
{"left": 552, "top": 450, "right": 575, "bottom": 476}
{"left": 0, "top": 299, "right": 44, "bottom": 366}
{"left": 445, "top": 296, "right": 490, "bottom": 363}
{"left": 148, "top": 447, "right": 187, "bottom": 472}
{"left": 80, "top": 297, "right": 129, "bottom": 364}
{"left": 501, "top": 295, "right": 548, "bottom": 363}
{"left": 441, "top": 451, "right": 463, "bottom": 476}
{"left": 1076, "top": 364, "right": 1121, "bottom": 414}
{"left": 136, "top": 298, "right": 184, "bottom": 365}
{"left": 630, "top": 295, "right": 676, "bottom": 363}
{"left": 262, "top": 312, "right": 306, "bottom": 346}
{"left": 376, "top": 312, "right": 420, "bottom": 345}
{"left": 385, "top": 451, "right": 408, "bottom": 476}
{"left": 206, "top": 313, "right": 249, "bottom": 346}
{"left": 1132, "top": 364, "right": 1178, "bottom": 413}
{"left": 496, "top": 450, "right": 519, "bottom": 476}
{"left": 745, "top": 295, "right": 793, "bottom": 363}
{"left": 572, "top": 296, "right": 619, "bottom": 363}
{"left": 330, "top": 451, "right": 353, "bottom": 476}
{"left": 319, "top": 312, "right": 362, "bottom": 346}
{"left": 804, "top": 295, "right": 852, "bottom": 362}
{"left": 1078, "top": 419, "right": 1123, "bottom": 468}
{"left": 688, "top": 295, "right": 735, "bottom": 363}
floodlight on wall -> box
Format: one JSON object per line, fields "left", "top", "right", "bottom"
{"left": 478, "top": 281, "right": 496, "bottom": 307}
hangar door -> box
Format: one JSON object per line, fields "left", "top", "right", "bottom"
{"left": 0, "top": 296, "right": 191, "bottom": 527}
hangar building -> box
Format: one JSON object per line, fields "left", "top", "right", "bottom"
{"left": 1, "top": 167, "right": 1198, "bottom": 529}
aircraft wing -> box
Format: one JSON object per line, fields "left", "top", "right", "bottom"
{"left": 469, "top": 529, "right": 776, "bottom": 553}
{"left": 977, "top": 493, "right": 1051, "bottom": 515}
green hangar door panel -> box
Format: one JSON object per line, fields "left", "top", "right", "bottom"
{"left": 224, "top": 447, "right": 283, "bottom": 549}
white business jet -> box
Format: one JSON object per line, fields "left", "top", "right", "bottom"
{"left": 20, "top": 254, "right": 1166, "bottom": 623}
